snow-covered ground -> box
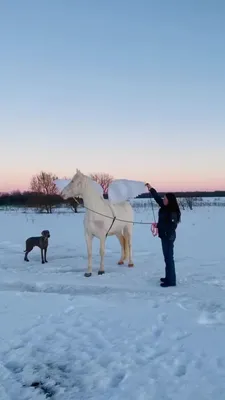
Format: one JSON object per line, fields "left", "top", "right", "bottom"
{"left": 0, "top": 206, "right": 225, "bottom": 399}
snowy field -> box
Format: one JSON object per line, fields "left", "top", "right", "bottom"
{"left": 0, "top": 205, "right": 225, "bottom": 399}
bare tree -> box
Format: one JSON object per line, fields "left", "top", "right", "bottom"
{"left": 30, "top": 171, "right": 59, "bottom": 213}
{"left": 178, "top": 197, "right": 194, "bottom": 211}
{"left": 60, "top": 175, "right": 82, "bottom": 213}
{"left": 178, "top": 198, "right": 186, "bottom": 210}
{"left": 185, "top": 197, "right": 194, "bottom": 210}
{"left": 90, "top": 172, "right": 114, "bottom": 195}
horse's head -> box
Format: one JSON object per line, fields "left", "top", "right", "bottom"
{"left": 61, "top": 169, "right": 87, "bottom": 199}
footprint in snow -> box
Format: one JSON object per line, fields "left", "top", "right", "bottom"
{"left": 197, "top": 302, "right": 225, "bottom": 326}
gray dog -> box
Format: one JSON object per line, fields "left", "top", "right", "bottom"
{"left": 24, "top": 230, "right": 50, "bottom": 264}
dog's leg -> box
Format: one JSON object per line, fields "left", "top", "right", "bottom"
{"left": 44, "top": 248, "right": 48, "bottom": 263}
{"left": 24, "top": 251, "right": 30, "bottom": 262}
{"left": 41, "top": 248, "right": 45, "bottom": 264}
{"left": 24, "top": 245, "right": 33, "bottom": 262}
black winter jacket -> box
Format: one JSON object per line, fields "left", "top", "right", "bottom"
{"left": 150, "top": 188, "right": 178, "bottom": 240}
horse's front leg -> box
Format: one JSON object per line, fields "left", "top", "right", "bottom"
{"left": 98, "top": 236, "right": 106, "bottom": 275}
{"left": 84, "top": 232, "right": 93, "bottom": 277}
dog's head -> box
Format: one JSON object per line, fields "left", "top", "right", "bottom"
{"left": 41, "top": 230, "right": 50, "bottom": 238}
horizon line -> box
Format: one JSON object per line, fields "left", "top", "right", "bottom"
{"left": 2, "top": 188, "right": 225, "bottom": 195}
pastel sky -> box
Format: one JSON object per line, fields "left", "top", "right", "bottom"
{"left": 1, "top": 0, "right": 225, "bottom": 192}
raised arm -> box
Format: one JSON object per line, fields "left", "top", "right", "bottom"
{"left": 145, "top": 183, "right": 164, "bottom": 207}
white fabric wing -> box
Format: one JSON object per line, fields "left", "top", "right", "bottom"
{"left": 108, "top": 179, "right": 149, "bottom": 203}
{"left": 54, "top": 179, "right": 71, "bottom": 192}
{"left": 90, "top": 179, "right": 104, "bottom": 196}
{"left": 54, "top": 178, "right": 103, "bottom": 196}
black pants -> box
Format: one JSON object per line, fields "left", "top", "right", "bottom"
{"left": 161, "top": 237, "right": 176, "bottom": 285}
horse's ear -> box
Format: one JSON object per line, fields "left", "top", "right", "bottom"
{"left": 76, "top": 168, "right": 80, "bottom": 174}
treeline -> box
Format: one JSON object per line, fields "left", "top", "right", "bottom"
{"left": 0, "top": 191, "right": 83, "bottom": 213}
{"left": 1, "top": 189, "right": 224, "bottom": 208}
{"left": 137, "top": 191, "right": 225, "bottom": 199}
{"left": 0, "top": 170, "right": 113, "bottom": 213}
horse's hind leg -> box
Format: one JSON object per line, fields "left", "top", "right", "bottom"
{"left": 125, "top": 226, "right": 134, "bottom": 267}
{"left": 98, "top": 236, "right": 106, "bottom": 275}
{"left": 116, "top": 234, "right": 126, "bottom": 265}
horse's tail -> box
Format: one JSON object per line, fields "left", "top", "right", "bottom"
{"left": 123, "top": 234, "right": 129, "bottom": 260}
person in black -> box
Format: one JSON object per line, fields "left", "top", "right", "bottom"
{"left": 145, "top": 183, "right": 181, "bottom": 287}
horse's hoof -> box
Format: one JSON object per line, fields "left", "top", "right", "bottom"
{"left": 128, "top": 263, "right": 134, "bottom": 267}
{"left": 84, "top": 272, "right": 92, "bottom": 277}
{"left": 98, "top": 270, "right": 105, "bottom": 275}
{"left": 118, "top": 261, "right": 124, "bottom": 265}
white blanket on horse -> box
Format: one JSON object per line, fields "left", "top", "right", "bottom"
{"left": 54, "top": 178, "right": 103, "bottom": 196}
{"left": 54, "top": 178, "right": 148, "bottom": 203}
{"left": 108, "top": 179, "right": 148, "bottom": 203}
{"left": 54, "top": 179, "right": 70, "bottom": 192}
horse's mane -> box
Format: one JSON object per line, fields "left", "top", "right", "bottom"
{"left": 83, "top": 175, "right": 106, "bottom": 208}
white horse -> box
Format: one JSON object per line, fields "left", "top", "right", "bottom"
{"left": 61, "top": 169, "right": 134, "bottom": 277}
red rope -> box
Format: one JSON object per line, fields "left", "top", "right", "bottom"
{"left": 151, "top": 222, "right": 158, "bottom": 237}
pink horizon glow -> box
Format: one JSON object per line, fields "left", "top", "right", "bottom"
{"left": 1, "top": 174, "right": 225, "bottom": 194}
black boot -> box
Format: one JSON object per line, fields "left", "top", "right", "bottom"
{"left": 160, "top": 282, "right": 176, "bottom": 287}
{"left": 160, "top": 278, "right": 166, "bottom": 283}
